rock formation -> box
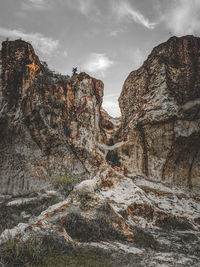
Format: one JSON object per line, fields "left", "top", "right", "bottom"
{"left": 0, "top": 36, "right": 200, "bottom": 266}
{"left": 0, "top": 40, "right": 104, "bottom": 195}
{"left": 118, "top": 35, "right": 200, "bottom": 190}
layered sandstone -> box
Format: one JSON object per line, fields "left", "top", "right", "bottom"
{"left": 118, "top": 36, "right": 200, "bottom": 190}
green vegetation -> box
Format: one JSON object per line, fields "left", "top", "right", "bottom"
{"left": 134, "top": 228, "right": 158, "bottom": 249}
{"left": 78, "top": 191, "right": 92, "bottom": 206}
{"left": 0, "top": 234, "right": 112, "bottom": 267}
{"left": 37, "top": 251, "right": 112, "bottom": 267}
{"left": 157, "top": 215, "right": 193, "bottom": 231}
{"left": 53, "top": 173, "right": 80, "bottom": 196}
{"left": 34, "top": 61, "right": 71, "bottom": 86}
{"left": 62, "top": 204, "right": 125, "bottom": 242}
{"left": 1, "top": 235, "right": 44, "bottom": 266}
{"left": 0, "top": 195, "right": 60, "bottom": 235}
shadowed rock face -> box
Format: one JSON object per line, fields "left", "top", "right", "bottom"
{"left": 0, "top": 40, "right": 104, "bottom": 194}
{"left": 118, "top": 35, "right": 200, "bottom": 189}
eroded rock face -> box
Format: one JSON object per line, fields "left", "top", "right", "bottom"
{"left": 1, "top": 36, "right": 200, "bottom": 194}
{"left": 118, "top": 36, "right": 200, "bottom": 190}
{"left": 0, "top": 40, "right": 104, "bottom": 194}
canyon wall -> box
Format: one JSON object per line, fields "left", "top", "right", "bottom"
{"left": 0, "top": 40, "right": 104, "bottom": 194}
{"left": 118, "top": 36, "right": 200, "bottom": 189}
{"left": 0, "top": 35, "right": 200, "bottom": 195}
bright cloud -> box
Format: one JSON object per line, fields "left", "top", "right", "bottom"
{"left": 112, "top": 1, "right": 157, "bottom": 29}
{"left": 102, "top": 99, "right": 121, "bottom": 117}
{"left": 21, "top": 0, "right": 51, "bottom": 10}
{"left": 0, "top": 27, "right": 59, "bottom": 55}
{"left": 164, "top": 0, "right": 200, "bottom": 35}
{"left": 84, "top": 53, "right": 114, "bottom": 77}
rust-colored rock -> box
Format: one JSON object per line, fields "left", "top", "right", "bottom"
{"left": 0, "top": 40, "right": 104, "bottom": 194}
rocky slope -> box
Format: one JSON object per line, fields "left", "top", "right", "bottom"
{"left": 0, "top": 36, "right": 200, "bottom": 266}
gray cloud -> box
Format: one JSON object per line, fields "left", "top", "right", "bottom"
{"left": 21, "top": 0, "right": 51, "bottom": 10}
{"left": 112, "top": 0, "right": 157, "bottom": 29}
{"left": 0, "top": 27, "right": 59, "bottom": 55}
{"left": 163, "top": 0, "right": 200, "bottom": 35}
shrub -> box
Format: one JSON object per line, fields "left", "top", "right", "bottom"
{"left": 53, "top": 173, "right": 80, "bottom": 196}
{"left": 0, "top": 234, "right": 113, "bottom": 267}
{"left": 133, "top": 228, "right": 158, "bottom": 249}
{"left": 156, "top": 215, "right": 193, "bottom": 231}
{"left": 62, "top": 209, "right": 124, "bottom": 242}
{"left": 0, "top": 235, "right": 42, "bottom": 266}
{"left": 78, "top": 191, "right": 92, "bottom": 207}
{"left": 0, "top": 234, "right": 74, "bottom": 267}
{"left": 34, "top": 61, "right": 71, "bottom": 86}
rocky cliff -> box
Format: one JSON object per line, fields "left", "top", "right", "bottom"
{"left": 118, "top": 35, "right": 200, "bottom": 190}
{"left": 0, "top": 36, "right": 200, "bottom": 266}
{"left": 0, "top": 40, "right": 105, "bottom": 195}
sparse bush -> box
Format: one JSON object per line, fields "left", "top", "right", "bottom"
{"left": 54, "top": 73, "right": 71, "bottom": 83}
{"left": 0, "top": 235, "right": 42, "bottom": 266}
{"left": 78, "top": 191, "right": 92, "bottom": 206}
{"left": 134, "top": 228, "right": 158, "bottom": 249}
{"left": 0, "top": 195, "right": 60, "bottom": 235}
{"left": 156, "top": 215, "right": 193, "bottom": 231}
{"left": 53, "top": 173, "right": 80, "bottom": 196}
{"left": 0, "top": 234, "right": 112, "bottom": 267}
{"left": 34, "top": 61, "right": 71, "bottom": 86}
{"left": 0, "top": 234, "right": 74, "bottom": 267}
{"left": 62, "top": 208, "right": 125, "bottom": 242}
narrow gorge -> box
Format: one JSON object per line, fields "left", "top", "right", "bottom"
{"left": 0, "top": 36, "right": 200, "bottom": 266}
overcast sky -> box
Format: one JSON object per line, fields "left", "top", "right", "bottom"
{"left": 0, "top": 0, "right": 199, "bottom": 116}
